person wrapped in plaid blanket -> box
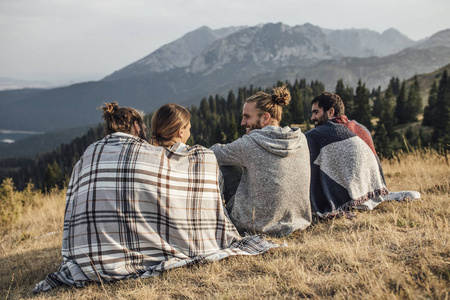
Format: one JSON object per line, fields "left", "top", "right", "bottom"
{"left": 33, "top": 103, "right": 279, "bottom": 293}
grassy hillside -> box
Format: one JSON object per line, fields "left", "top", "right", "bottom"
{"left": 1, "top": 149, "right": 449, "bottom": 299}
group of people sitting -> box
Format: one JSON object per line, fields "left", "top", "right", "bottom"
{"left": 33, "top": 87, "right": 419, "bottom": 292}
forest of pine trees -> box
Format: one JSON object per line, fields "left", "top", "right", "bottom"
{"left": 422, "top": 70, "right": 450, "bottom": 145}
{"left": 181, "top": 80, "right": 324, "bottom": 147}
{"left": 1, "top": 70, "right": 449, "bottom": 192}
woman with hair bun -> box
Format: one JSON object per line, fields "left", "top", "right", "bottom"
{"left": 101, "top": 102, "right": 147, "bottom": 140}
{"left": 210, "top": 85, "right": 312, "bottom": 237}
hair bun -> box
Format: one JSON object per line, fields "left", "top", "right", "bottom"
{"left": 101, "top": 102, "right": 119, "bottom": 119}
{"left": 271, "top": 85, "right": 291, "bottom": 106}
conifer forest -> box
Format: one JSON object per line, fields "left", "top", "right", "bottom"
{"left": 1, "top": 70, "right": 449, "bottom": 192}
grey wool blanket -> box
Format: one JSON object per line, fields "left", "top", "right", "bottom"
{"left": 33, "top": 133, "right": 279, "bottom": 293}
{"left": 305, "top": 116, "right": 389, "bottom": 218}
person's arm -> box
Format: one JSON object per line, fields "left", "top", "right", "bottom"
{"left": 210, "top": 137, "right": 246, "bottom": 166}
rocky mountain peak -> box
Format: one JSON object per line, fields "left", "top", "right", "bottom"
{"left": 189, "top": 23, "right": 339, "bottom": 76}
{"left": 104, "top": 25, "right": 246, "bottom": 81}
{"left": 325, "top": 27, "right": 416, "bottom": 58}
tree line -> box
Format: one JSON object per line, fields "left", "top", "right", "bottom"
{"left": 1, "top": 71, "right": 449, "bottom": 192}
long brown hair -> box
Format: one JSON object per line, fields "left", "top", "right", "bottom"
{"left": 245, "top": 85, "right": 291, "bottom": 122}
{"left": 100, "top": 102, "right": 144, "bottom": 135}
{"left": 150, "top": 103, "right": 191, "bottom": 146}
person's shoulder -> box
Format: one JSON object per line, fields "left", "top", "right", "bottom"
{"left": 351, "top": 120, "right": 371, "bottom": 134}
{"left": 84, "top": 138, "right": 105, "bottom": 152}
{"left": 304, "top": 125, "right": 323, "bottom": 137}
{"left": 287, "top": 126, "right": 307, "bottom": 137}
{"left": 185, "top": 145, "right": 219, "bottom": 162}
{"left": 184, "top": 144, "right": 215, "bottom": 154}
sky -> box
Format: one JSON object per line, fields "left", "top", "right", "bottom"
{"left": 1, "top": 0, "right": 449, "bottom": 85}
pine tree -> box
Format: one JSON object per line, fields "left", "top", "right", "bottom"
{"left": 390, "top": 77, "right": 401, "bottom": 96}
{"left": 289, "top": 87, "right": 305, "bottom": 124}
{"left": 380, "top": 87, "right": 396, "bottom": 139}
{"left": 394, "top": 81, "right": 407, "bottom": 124}
{"left": 373, "top": 123, "right": 392, "bottom": 158}
{"left": 44, "top": 161, "right": 63, "bottom": 191}
{"left": 227, "top": 90, "right": 237, "bottom": 112}
{"left": 372, "top": 86, "right": 383, "bottom": 118}
{"left": 335, "top": 79, "right": 345, "bottom": 97}
{"left": 335, "top": 80, "right": 354, "bottom": 119}
{"left": 226, "top": 116, "right": 239, "bottom": 143}
{"left": 200, "top": 98, "right": 210, "bottom": 119}
{"left": 208, "top": 95, "right": 217, "bottom": 114}
{"left": 212, "top": 122, "right": 224, "bottom": 144}
{"left": 432, "top": 70, "right": 450, "bottom": 143}
{"left": 405, "top": 75, "right": 422, "bottom": 122}
{"left": 354, "top": 80, "right": 372, "bottom": 130}
{"left": 299, "top": 79, "right": 307, "bottom": 89}
{"left": 215, "top": 94, "right": 225, "bottom": 115}
{"left": 311, "top": 80, "right": 325, "bottom": 96}
{"left": 236, "top": 88, "right": 246, "bottom": 113}
{"left": 422, "top": 80, "right": 438, "bottom": 126}
{"left": 411, "top": 75, "right": 422, "bottom": 117}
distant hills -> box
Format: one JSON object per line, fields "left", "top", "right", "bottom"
{"left": 0, "top": 124, "right": 95, "bottom": 158}
{"left": 243, "top": 46, "right": 450, "bottom": 94}
{"left": 0, "top": 77, "right": 53, "bottom": 91}
{"left": 1, "top": 23, "right": 449, "bottom": 133}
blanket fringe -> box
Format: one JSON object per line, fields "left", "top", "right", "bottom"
{"left": 322, "top": 188, "right": 389, "bottom": 219}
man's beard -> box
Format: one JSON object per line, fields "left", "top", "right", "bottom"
{"left": 315, "top": 114, "right": 329, "bottom": 127}
{"left": 244, "top": 116, "right": 265, "bottom": 134}
{"left": 245, "top": 123, "right": 263, "bottom": 134}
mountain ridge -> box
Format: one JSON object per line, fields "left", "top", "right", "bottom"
{"left": 1, "top": 23, "right": 449, "bottom": 132}
{"left": 104, "top": 25, "right": 247, "bottom": 81}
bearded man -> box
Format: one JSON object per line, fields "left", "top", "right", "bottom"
{"left": 305, "top": 92, "right": 420, "bottom": 218}
{"left": 210, "top": 86, "right": 311, "bottom": 237}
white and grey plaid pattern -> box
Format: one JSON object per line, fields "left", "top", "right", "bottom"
{"left": 33, "top": 133, "right": 279, "bottom": 293}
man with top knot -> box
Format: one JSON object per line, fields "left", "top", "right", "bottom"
{"left": 211, "top": 86, "right": 312, "bottom": 237}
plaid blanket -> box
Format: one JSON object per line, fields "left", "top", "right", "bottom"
{"left": 305, "top": 116, "right": 389, "bottom": 218}
{"left": 33, "top": 133, "right": 279, "bottom": 292}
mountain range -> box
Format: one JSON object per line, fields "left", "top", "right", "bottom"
{"left": 1, "top": 22, "right": 450, "bottom": 132}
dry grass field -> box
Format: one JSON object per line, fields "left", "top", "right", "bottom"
{"left": 1, "top": 148, "right": 449, "bottom": 299}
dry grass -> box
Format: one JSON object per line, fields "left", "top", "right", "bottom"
{"left": 1, "top": 149, "right": 449, "bottom": 299}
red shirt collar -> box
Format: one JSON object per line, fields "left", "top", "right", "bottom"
{"left": 330, "top": 115, "right": 349, "bottom": 124}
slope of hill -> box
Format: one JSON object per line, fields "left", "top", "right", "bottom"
{"left": 0, "top": 88, "right": 46, "bottom": 106}
{"left": 414, "top": 28, "right": 450, "bottom": 49}
{"left": 2, "top": 149, "right": 448, "bottom": 298}
{"left": 403, "top": 62, "right": 450, "bottom": 105}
